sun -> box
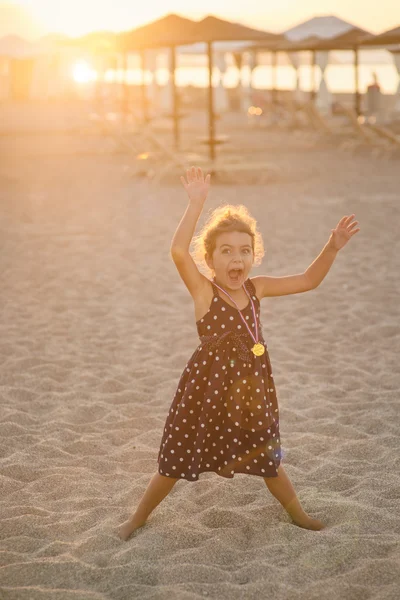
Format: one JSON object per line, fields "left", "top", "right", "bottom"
{"left": 72, "top": 60, "right": 97, "bottom": 83}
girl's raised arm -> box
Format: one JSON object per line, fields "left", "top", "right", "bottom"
{"left": 170, "top": 167, "right": 211, "bottom": 299}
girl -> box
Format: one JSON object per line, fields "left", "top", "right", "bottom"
{"left": 118, "top": 166, "right": 360, "bottom": 540}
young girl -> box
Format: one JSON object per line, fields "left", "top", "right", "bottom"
{"left": 118, "top": 166, "right": 360, "bottom": 540}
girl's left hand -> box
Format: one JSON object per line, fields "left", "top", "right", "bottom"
{"left": 329, "top": 214, "right": 360, "bottom": 251}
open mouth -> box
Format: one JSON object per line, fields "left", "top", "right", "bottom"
{"left": 228, "top": 268, "right": 243, "bottom": 283}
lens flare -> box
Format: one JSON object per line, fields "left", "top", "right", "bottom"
{"left": 72, "top": 61, "right": 97, "bottom": 84}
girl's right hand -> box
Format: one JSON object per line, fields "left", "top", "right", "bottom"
{"left": 180, "top": 166, "right": 211, "bottom": 205}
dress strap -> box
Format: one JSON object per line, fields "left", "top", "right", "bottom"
{"left": 210, "top": 279, "right": 219, "bottom": 298}
{"left": 244, "top": 278, "right": 259, "bottom": 302}
{"left": 210, "top": 277, "right": 257, "bottom": 300}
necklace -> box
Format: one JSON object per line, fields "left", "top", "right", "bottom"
{"left": 212, "top": 279, "right": 265, "bottom": 356}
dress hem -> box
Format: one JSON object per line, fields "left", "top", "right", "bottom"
{"left": 158, "top": 462, "right": 281, "bottom": 482}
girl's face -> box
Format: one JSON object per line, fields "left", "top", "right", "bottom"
{"left": 206, "top": 230, "right": 254, "bottom": 291}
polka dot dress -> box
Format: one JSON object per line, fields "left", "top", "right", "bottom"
{"left": 157, "top": 277, "right": 282, "bottom": 481}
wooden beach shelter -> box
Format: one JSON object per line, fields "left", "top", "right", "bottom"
{"left": 359, "top": 26, "right": 400, "bottom": 48}
{"left": 267, "top": 26, "right": 370, "bottom": 116}
{"left": 117, "top": 14, "right": 280, "bottom": 158}
{"left": 117, "top": 14, "right": 198, "bottom": 148}
{"left": 0, "top": 34, "right": 66, "bottom": 100}
{"left": 187, "top": 16, "right": 281, "bottom": 160}
{"left": 281, "top": 16, "right": 368, "bottom": 106}
{"left": 0, "top": 36, "right": 37, "bottom": 100}
{"left": 359, "top": 26, "right": 400, "bottom": 103}
{"left": 359, "top": 25, "right": 400, "bottom": 136}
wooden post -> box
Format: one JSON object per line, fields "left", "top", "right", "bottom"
{"left": 171, "top": 46, "right": 180, "bottom": 149}
{"left": 310, "top": 50, "right": 317, "bottom": 103}
{"left": 354, "top": 46, "right": 361, "bottom": 116}
{"left": 271, "top": 50, "right": 277, "bottom": 105}
{"left": 207, "top": 41, "right": 215, "bottom": 161}
{"left": 121, "top": 52, "right": 129, "bottom": 118}
{"left": 140, "top": 49, "right": 148, "bottom": 123}
{"left": 94, "top": 52, "right": 103, "bottom": 113}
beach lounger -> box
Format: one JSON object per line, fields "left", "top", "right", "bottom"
{"left": 365, "top": 123, "right": 400, "bottom": 147}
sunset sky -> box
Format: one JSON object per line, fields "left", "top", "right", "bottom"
{"left": 1, "top": 0, "right": 400, "bottom": 39}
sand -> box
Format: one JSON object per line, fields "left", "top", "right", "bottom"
{"left": 0, "top": 105, "right": 399, "bottom": 599}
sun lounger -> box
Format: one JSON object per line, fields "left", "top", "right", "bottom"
{"left": 366, "top": 123, "right": 400, "bottom": 147}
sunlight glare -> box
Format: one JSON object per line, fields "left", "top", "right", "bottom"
{"left": 72, "top": 60, "right": 97, "bottom": 84}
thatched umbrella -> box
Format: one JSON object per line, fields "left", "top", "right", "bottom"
{"left": 118, "top": 14, "right": 198, "bottom": 147}
{"left": 118, "top": 14, "right": 279, "bottom": 158}
{"left": 188, "top": 16, "right": 281, "bottom": 160}
{"left": 263, "top": 26, "right": 370, "bottom": 115}
{"left": 359, "top": 26, "right": 400, "bottom": 111}
{"left": 359, "top": 26, "right": 400, "bottom": 47}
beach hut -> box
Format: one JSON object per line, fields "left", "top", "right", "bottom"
{"left": 0, "top": 34, "right": 70, "bottom": 100}
{"left": 0, "top": 35, "right": 35, "bottom": 99}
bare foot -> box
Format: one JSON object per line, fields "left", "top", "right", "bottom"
{"left": 118, "top": 515, "right": 147, "bottom": 541}
{"left": 291, "top": 515, "right": 325, "bottom": 531}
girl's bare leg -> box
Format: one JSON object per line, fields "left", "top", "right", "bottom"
{"left": 264, "top": 464, "right": 325, "bottom": 530}
{"left": 118, "top": 472, "right": 179, "bottom": 540}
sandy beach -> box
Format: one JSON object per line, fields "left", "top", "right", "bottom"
{"left": 0, "top": 104, "right": 399, "bottom": 599}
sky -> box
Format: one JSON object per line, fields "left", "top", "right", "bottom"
{"left": 1, "top": 0, "right": 399, "bottom": 39}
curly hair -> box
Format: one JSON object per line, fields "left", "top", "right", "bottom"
{"left": 191, "top": 204, "right": 265, "bottom": 277}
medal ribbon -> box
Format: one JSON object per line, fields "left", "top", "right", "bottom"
{"left": 212, "top": 279, "right": 259, "bottom": 345}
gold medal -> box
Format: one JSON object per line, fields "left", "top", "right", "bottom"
{"left": 212, "top": 279, "right": 265, "bottom": 358}
{"left": 252, "top": 343, "right": 265, "bottom": 356}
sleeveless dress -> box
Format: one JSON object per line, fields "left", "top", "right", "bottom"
{"left": 157, "top": 277, "right": 282, "bottom": 481}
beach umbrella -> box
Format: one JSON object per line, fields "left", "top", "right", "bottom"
{"left": 187, "top": 16, "right": 281, "bottom": 160}
{"left": 359, "top": 26, "right": 400, "bottom": 111}
{"left": 283, "top": 16, "right": 363, "bottom": 104}
{"left": 260, "top": 26, "right": 371, "bottom": 115}
{"left": 118, "top": 14, "right": 198, "bottom": 51}
{"left": 0, "top": 34, "right": 71, "bottom": 100}
{"left": 301, "top": 28, "right": 370, "bottom": 115}
{"left": 118, "top": 14, "right": 198, "bottom": 147}
{"left": 391, "top": 51, "right": 400, "bottom": 110}
{"left": 0, "top": 34, "right": 49, "bottom": 58}
{"left": 118, "top": 14, "right": 280, "bottom": 157}
{"left": 359, "top": 26, "right": 400, "bottom": 48}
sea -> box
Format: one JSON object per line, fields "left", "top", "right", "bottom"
{"left": 99, "top": 49, "right": 399, "bottom": 94}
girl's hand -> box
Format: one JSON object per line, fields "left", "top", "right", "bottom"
{"left": 180, "top": 166, "right": 211, "bottom": 205}
{"left": 329, "top": 214, "right": 360, "bottom": 251}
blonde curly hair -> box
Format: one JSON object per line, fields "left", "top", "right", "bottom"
{"left": 191, "top": 204, "right": 265, "bottom": 277}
